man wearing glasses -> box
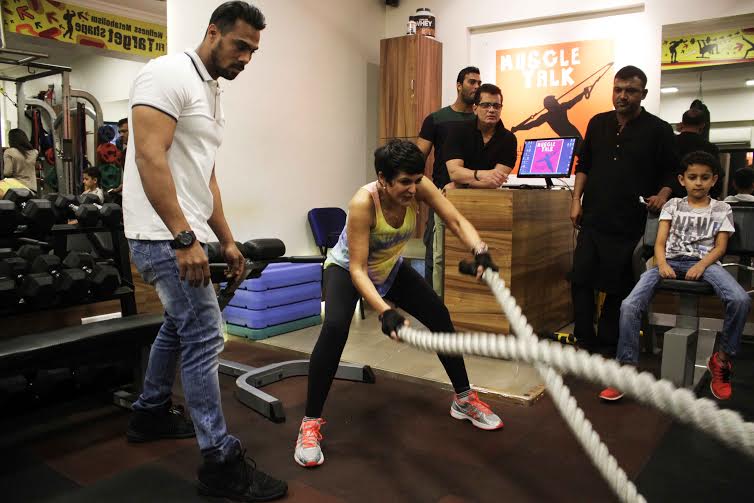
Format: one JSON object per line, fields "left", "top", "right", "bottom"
{"left": 438, "top": 83, "right": 518, "bottom": 296}
{"left": 569, "top": 65, "right": 677, "bottom": 356}
{"left": 445, "top": 83, "right": 517, "bottom": 189}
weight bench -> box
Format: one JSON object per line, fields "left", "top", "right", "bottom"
{"left": 211, "top": 238, "right": 375, "bottom": 423}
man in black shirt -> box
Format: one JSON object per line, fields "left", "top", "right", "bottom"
{"left": 445, "top": 83, "right": 517, "bottom": 188}
{"left": 416, "top": 66, "right": 481, "bottom": 293}
{"left": 673, "top": 108, "right": 721, "bottom": 198}
{"left": 436, "top": 83, "right": 517, "bottom": 296}
{"left": 570, "top": 65, "right": 677, "bottom": 353}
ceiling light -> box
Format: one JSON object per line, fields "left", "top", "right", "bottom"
{"left": 746, "top": 79, "right": 754, "bottom": 87}
{"left": 660, "top": 87, "right": 679, "bottom": 94}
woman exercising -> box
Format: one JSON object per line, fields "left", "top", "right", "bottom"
{"left": 294, "top": 139, "right": 503, "bottom": 468}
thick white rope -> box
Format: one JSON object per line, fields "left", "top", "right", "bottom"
{"left": 397, "top": 269, "right": 754, "bottom": 503}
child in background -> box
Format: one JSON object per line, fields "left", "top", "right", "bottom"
{"left": 600, "top": 151, "right": 750, "bottom": 402}
{"left": 724, "top": 166, "right": 754, "bottom": 203}
{"left": 82, "top": 166, "right": 105, "bottom": 203}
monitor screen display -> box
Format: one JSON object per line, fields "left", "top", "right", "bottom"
{"left": 518, "top": 137, "right": 577, "bottom": 178}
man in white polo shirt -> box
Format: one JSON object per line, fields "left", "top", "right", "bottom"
{"left": 122, "top": 2, "right": 287, "bottom": 501}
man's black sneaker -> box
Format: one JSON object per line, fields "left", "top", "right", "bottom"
{"left": 197, "top": 448, "right": 288, "bottom": 502}
{"left": 126, "top": 403, "right": 196, "bottom": 443}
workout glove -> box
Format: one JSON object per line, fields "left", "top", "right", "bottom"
{"left": 474, "top": 252, "right": 499, "bottom": 272}
{"left": 379, "top": 309, "right": 406, "bottom": 338}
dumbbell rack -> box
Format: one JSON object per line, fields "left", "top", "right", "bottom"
{"left": 1, "top": 222, "right": 136, "bottom": 317}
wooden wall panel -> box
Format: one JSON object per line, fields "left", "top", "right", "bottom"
{"left": 445, "top": 230, "right": 512, "bottom": 334}
{"left": 415, "top": 36, "right": 442, "bottom": 136}
{"left": 510, "top": 191, "right": 573, "bottom": 333}
{"left": 443, "top": 189, "right": 573, "bottom": 335}
{"left": 379, "top": 36, "right": 416, "bottom": 139}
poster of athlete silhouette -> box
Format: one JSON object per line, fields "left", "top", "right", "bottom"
{"left": 662, "top": 27, "right": 754, "bottom": 70}
{"left": 496, "top": 40, "right": 613, "bottom": 172}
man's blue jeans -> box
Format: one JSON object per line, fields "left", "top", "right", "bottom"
{"left": 617, "top": 257, "right": 751, "bottom": 365}
{"left": 128, "top": 239, "right": 240, "bottom": 461}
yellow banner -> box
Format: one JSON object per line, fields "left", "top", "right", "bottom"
{"left": 662, "top": 27, "right": 754, "bottom": 70}
{"left": 1, "top": 0, "right": 166, "bottom": 58}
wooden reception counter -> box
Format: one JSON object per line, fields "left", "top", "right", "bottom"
{"left": 444, "top": 188, "right": 574, "bottom": 335}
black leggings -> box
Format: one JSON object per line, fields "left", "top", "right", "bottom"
{"left": 305, "top": 262, "right": 470, "bottom": 418}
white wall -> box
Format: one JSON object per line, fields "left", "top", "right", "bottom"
{"left": 168, "top": 0, "right": 384, "bottom": 254}
{"left": 385, "top": 0, "right": 754, "bottom": 115}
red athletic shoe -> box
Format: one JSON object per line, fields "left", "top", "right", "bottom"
{"left": 707, "top": 353, "right": 732, "bottom": 400}
{"left": 599, "top": 387, "right": 625, "bottom": 401}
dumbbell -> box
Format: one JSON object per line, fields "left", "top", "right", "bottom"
{"left": 0, "top": 254, "right": 56, "bottom": 307}
{"left": 78, "top": 193, "right": 122, "bottom": 227}
{"left": 31, "top": 254, "right": 89, "bottom": 302}
{"left": 2, "top": 188, "right": 56, "bottom": 234}
{"left": 52, "top": 194, "right": 101, "bottom": 227}
{"left": 0, "top": 200, "right": 19, "bottom": 235}
{"left": 53, "top": 194, "right": 122, "bottom": 228}
{"left": 62, "top": 252, "right": 121, "bottom": 297}
{"left": 0, "top": 257, "right": 19, "bottom": 306}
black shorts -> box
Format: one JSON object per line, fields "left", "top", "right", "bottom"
{"left": 570, "top": 226, "right": 640, "bottom": 296}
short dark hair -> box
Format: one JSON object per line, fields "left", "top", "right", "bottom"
{"left": 681, "top": 108, "right": 706, "bottom": 126}
{"left": 474, "top": 83, "right": 502, "bottom": 105}
{"left": 209, "top": 1, "right": 266, "bottom": 33}
{"left": 681, "top": 150, "right": 719, "bottom": 176}
{"left": 615, "top": 65, "right": 647, "bottom": 88}
{"left": 117, "top": 118, "right": 128, "bottom": 127}
{"left": 84, "top": 166, "right": 101, "bottom": 184}
{"left": 733, "top": 166, "right": 754, "bottom": 190}
{"left": 374, "top": 140, "right": 424, "bottom": 182}
{"left": 457, "top": 66, "right": 480, "bottom": 84}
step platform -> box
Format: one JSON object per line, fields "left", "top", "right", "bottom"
{"left": 227, "top": 314, "right": 322, "bottom": 340}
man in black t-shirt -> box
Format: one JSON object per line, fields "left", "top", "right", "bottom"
{"left": 436, "top": 83, "right": 517, "bottom": 296}
{"left": 416, "top": 66, "right": 480, "bottom": 294}
{"left": 673, "top": 108, "right": 721, "bottom": 198}
{"left": 570, "top": 65, "right": 678, "bottom": 353}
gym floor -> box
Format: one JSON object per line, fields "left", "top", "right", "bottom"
{"left": 2, "top": 337, "right": 752, "bottom": 502}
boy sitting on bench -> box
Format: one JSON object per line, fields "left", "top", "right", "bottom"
{"left": 600, "top": 151, "right": 751, "bottom": 402}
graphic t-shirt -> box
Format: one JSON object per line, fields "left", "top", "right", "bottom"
{"left": 660, "top": 197, "right": 735, "bottom": 261}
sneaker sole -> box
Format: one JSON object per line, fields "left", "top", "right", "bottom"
{"left": 126, "top": 429, "right": 197, "bottom": 443}
{"left": 197, "top": 482, "right": 288, "bottom": 502}
{"left": 598, "top": 394, "right": 624, "bottom": 401}
{"left": 450, "top": 408, "right": 503, "bottom": 430}
{"left": 294, "top": 451, "right": 324, "bottom": 468}
{"left": 707, "top": 360, "right": 731, "bottom": 400}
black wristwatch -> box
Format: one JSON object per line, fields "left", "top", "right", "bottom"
{"left": 170, "top": 230, "right": 196, "bottom": 249}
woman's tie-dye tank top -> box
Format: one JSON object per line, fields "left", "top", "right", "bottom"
{"left": 325, "top": 181, "right": 416, "bottom": 296}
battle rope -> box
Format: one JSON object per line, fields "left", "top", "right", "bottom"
{"left": 397, "top": 268, "right": 754, "bottom": 503}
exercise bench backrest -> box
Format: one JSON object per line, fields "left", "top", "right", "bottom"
{"left": 727, "top": 204, "right": 754, "bottom": 256}
{"left": 631, "top": 212, "right": 660, "bottom": 280}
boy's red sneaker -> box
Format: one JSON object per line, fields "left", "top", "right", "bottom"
{"left": 598, "top": 387, "right": 625, "bottom": 401}
{"left": 707, "top": 353, "right": 732, "bottom": 400}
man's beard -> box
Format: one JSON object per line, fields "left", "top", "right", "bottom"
{"left": 461, "top": 92, "right": 475, "bottom": 105}
{"left": 210, "top": 45, "right": 242, "bottom": 80}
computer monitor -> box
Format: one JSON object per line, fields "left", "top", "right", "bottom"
{"left": 517, "top": 137, "right": 578, "bottom": 188}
